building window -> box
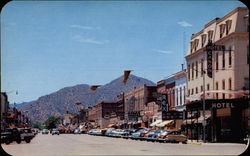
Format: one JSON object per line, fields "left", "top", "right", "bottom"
{"left": 176, "top": 89, "right": 178, "bottom": 106}
{"left": 216, "top": 53, "right": 219, "bottom": 70}
{"left": 229, "top": 78, "right": 232, "bottom": 90}
{"left": 207, "top": 84, "right": 210, "bottom": 91}
{"left": 195, "top": 87, "right": 198, "bottom": 94}
{"left": 188, "top": 89, "right": 190, "bottom": 96}
{"left": 192, "top": 63, "right": 194, "bottom": 79}
{"left": 201, "top": 34, "right": 206, "bottom": 47}
{"left": 190, "top": 42, "right": 194, "bottom": 54}
{"left": 180, "top": 87, "right": 182, "bottom": 105}
{"left": 222, "top": 80, "right": 225, "bottom": 90}
{"left": 194, "top": 39, "right": 199, "bottom": 51}
{"left": 196, "top": 61, "right": 198, "bottom": 78}
{"left": 219, "top": 24, "right": 226, "bottom": 38}
{"left": 216, "top": 82, "right": 219, "bottom": 99}
{"left": 201, "top": 59, "right": 204, "bottom": 76}
{"left": 228, "top": 46, "right": 232, "bottom": 66}
{"left": 191, "top": 89, "right": 194, "bottom": 95}
{"left": 247, "top": 46, "right": 249, "bottom": 64}
{"left": 244, "top": 78, "right": 249, "bottom": 90}
{"left": 222, "top": 94, "right": 225, "bottom": 99}
{"left": 200, "top": 86, "right": 203, "bottom": 92}
{"left": 188, "top": 64, "right": 190, "bottom": 81}
{"left": 208, "top": 30, "right": 213, "bottom": 41}
{"left": 184, "top": 86, "right": 186, "bottom": 103}
{"left": 222, "top": 50, "right": 225, "bottom": 69}
{"left": 225, "top": 20, "right": 232, "bottom": 35}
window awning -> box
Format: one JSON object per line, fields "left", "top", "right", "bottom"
{"left": 150, "top": 120, "right": 162, "bottom": 127}
{"left": 156, "top": 120, "right": 174, "bottom": 127}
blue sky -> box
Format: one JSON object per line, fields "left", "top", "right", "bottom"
{"left": 1, "top": 0, "right": 246, "bottom": 103}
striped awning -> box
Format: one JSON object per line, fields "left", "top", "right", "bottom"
{"left": 156, "top": 120, "right": 174, "bottom": 127}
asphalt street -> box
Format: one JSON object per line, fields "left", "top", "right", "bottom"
{"left": 2, "top": 133, "right": 248, "bottom": 155}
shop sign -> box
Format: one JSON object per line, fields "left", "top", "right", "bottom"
{"left": 212, "top": 102, "right": 235, "bottom": 109}
{"left": 162, "top": 111, "right": 184, "bottom": 120}
{"left": 128, "top": 111, "right": 141, "bottom": 117}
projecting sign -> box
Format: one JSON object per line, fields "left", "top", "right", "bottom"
{"left": 162, "top": 111, "right": 184, "bottom": 120}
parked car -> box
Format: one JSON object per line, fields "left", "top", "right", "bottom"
{"left": 148, "top": 130, "right": 169, "bottom": 138}
{"left": 42, "top": 129, "right": 49, "bottom": 134}
{"left": 74, "top": 129, "right": 81, "bottom": 134}
{"left": 88, "top": 129, "right": 102, "bottom": 135}
{"left": 164, "top": 131, "right": 187, "bottom": 143}
{"left": 131, "top": 129, "right": 148, "bottom": 140}
{"left": 19, "top": 128, "right": 35, "bottom": 143}
{"left": 1, "top": 128, "right": 21, "bottom": 144}
{"left": 51, "top": 129, "right": 60, "bottom": 135}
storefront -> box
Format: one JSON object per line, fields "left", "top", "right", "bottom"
{"left": 184, "top": 97, "right": 249, "bottom": 143}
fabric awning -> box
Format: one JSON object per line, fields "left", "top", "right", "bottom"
{"left": 150, "top": 120, "right": 162, "bottom": 127}
{"left": 156, "top": 120, "right": 174, "bottom": 127}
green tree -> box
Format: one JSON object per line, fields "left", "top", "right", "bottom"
{"left": 44, "top": 116, "right": 61, "bottom": 130}
{"left": 32, "top": 121, "right": 43, "bottom": 130}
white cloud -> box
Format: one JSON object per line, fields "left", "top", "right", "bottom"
{"left": 153, "top": 49, "right": 173, "bottom": 54}
{"left": 72, "top": 35, "right": 109, "bottom": 45}
{"left": 70, "top": 24, "right": 100, "bottom": 30}
{"left": 177, "top": 21, "right": 192, "bottom": 27}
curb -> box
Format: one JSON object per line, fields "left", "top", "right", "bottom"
{"left": 187, "top": 142, "right": 202, "bottom": 145}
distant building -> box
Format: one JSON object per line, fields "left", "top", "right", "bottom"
{"left": 1, "top": 92, "right": 9, "bottom": 131}
{"left": 124, "top": 84, "right": 157, "bottom": 128}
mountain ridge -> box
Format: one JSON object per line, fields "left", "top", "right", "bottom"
{"left": 19, "top": 75, "right": 156, "bottom": 122}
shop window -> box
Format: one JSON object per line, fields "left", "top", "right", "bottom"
{"left": 225, "top": 20, "right": 232, "bottom": 35}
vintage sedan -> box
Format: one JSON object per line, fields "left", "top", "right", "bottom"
{"left": 164, "top": 131, "right": 187, "bottom": 144}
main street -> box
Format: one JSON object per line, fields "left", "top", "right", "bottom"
{"left": 2, "top": 133, "right": 247, "bottom": 155}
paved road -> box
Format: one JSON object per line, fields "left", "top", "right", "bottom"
{"left": 2, "top": 133, "right": 247, "bottom": 155}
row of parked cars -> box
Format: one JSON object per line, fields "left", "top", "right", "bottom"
{"left": 1, "top": 128, "right": 37, "bottom": 145}
{"left": 87, "top": 128, "right": 187, "bottom": 144}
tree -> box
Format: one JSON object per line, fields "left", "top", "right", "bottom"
{"left": 44, "top": 116, "right": 61, "bottom": 130}
{"left": 32, "top": 121, "right": 43, "bottom": 130}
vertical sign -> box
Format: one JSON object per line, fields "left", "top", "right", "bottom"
{"left": 205, "top": 41, "right": 213, "bottom": 78}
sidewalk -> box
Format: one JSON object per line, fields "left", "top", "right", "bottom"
{"left": 187, "top": 140, "right": 247, "bottom": 146}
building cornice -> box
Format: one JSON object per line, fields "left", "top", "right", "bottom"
{"left": 191, "top": 7, "right": 248, "bottom": 40}
{"left": 186, "top": 32, "right": 249, "bottom": 60}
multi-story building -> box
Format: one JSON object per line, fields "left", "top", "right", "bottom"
{"left": 124, "top": 84, "right": 157, "bottom": 128}
{"left": 173, "top": 69, "right": 187, "bottom": 111}
{"left": 95, "top": 101, "right": 118, "bottom": 128}
{"left": 185, "top": 7, "right": 249, "bottom": 142}
{"left": 1, "top": 92, "right": 9, "bottom": 131}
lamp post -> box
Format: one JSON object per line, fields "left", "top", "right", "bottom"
{"left": 202, "top": 70, "right": 206, "bottom": 143}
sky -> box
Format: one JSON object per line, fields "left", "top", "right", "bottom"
{"left": 1, "top": 0, "right": 246, "bottom": 104}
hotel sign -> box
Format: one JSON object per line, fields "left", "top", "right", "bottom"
{"left": 205, "top": 40, "right": 225, "bottom": 78}
{"left": 212, "top": 102, "right": 235, "bottom": 109}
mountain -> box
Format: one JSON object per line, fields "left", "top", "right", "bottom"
{"left": 19, "top": 75, "right": 155, "bottom": 122}
{"left": 10, "top": 102, "right": 30, "bottom": 109}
